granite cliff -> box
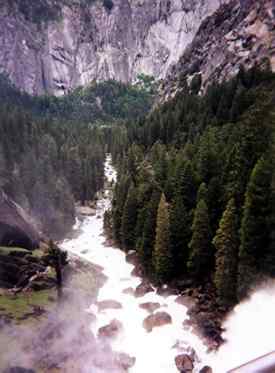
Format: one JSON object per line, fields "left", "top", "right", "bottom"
{"left": 0, "top": 0, "right": 228, "bottom": 95}
{"left": 161, "top": 0, "right": 275, "bottom": 99}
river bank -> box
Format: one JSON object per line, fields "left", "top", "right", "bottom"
{"left": 60, "top": 156, "right": 215, "bottom": 373}
{"left": 2, "top": 155, "right": 274, "bottom": 373}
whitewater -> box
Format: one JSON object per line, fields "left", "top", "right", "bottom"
{"left": 61, "top": 156, "right": 275, "bottom": 373}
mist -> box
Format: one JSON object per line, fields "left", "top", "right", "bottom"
{"left": 210, "top": 280, "right": 275, "bottom": 372}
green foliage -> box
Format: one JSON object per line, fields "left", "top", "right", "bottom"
{"left": 0, "top": 74, "right": 153, "bottom": 125}
{"left": 170, "top": 195, "right": 191, "bottom": 275}
{"left": 110, "top": 64, "right": 275, "bottom": 304}
{"left": 190, "top": 74, "right": 202, "bottom": 95}
{"left": 238, "top": 156, "right": 272, "bottom": 299}
{"left": 213, "top": 198, "right": 238, "bottom": 307}
{"left": 138, "top": 188, "right": 161, "bottom": 273}
{"left": 153, "top": 194, "right": 172, "bottom": 283}
{"left": 188, "top": 199, "right": 212, "bottom": 281}
{"left": 121, "top": 185, "right": 138, "bottom": 252}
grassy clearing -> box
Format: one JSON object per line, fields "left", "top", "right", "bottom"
{"left": 0, "top": 289, "right": 56, "bottom": 321}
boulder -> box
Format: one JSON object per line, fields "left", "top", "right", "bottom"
{"left": 122, "top": 287, "right": 135, "bottom": 296}
{"left": 98, "top": 319, "right": 123, "bottom": 339}
{"left": 125, "top": 250, "right": 139, "bottom": 265}
{"left": 135, "top": 281, "right": 154, "bottom": 297}
{"left": 175, "top": 354, "right": 194, "bottom": 372}
{"left": 0, "top": 191, "right": 40, "bottom": 250}
{"left": 139, "top": 302, "right": 161, "bottom": 313}
{"left": 76, "top": 206, "right": 96, "bottom": 216}
{"left": 199, "top": 367, "right": 213, "bottom": 373}
{"left": 175, "top": 295, "right": 193, "bottom": 308}
{"left": 157, "top": 284, "right": 178, "bottom": 297}
{"left": 97, "top": 300, "right": 122, "bottom": 311}
{"left": 115, "top": 352, "right": 136, "bottom": 370}
{"left": 143, "top": 311, "right": 172, "bottom": 332}
{"left": 131, "top": 264, "right": 144, "bottom": 277}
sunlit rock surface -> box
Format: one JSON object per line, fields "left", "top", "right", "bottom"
{"left": 0, "top": 0, "right": 227, "bottom": 95}
{"left": 162, "top": 0, "right": 275, "bottom": 100}
{"left": 0, "top": 190, "right": 39, "bottom": 250}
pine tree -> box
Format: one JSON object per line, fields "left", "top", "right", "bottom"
{"left": 153, "top": 193, "right": 172, "bottom": 282}
{"left": 187, "top": 199, "right": 212, "bottom": 281}
{"left": 112, "top": 175, "right": 130, "bottom": 246}
{"left": 264, "top": 175, "right": 275, "bottom": 276}
{"left": 170, "top": 194, "right": 191, "bottom": 275}
{"left": 139, "top": 188, "right": 161, "bottom": 273}
{"left": 213, "top": 198, "right": 238, "bottom": 307}
{"left": 121, "top": 184, "right": 138, "bottom": 252}
{"left": 175, "top": 160, "right": 197, "bottom": 210}
{"left": 238, "top": 156, "right": 272, "bottom": 298}
{"left": 197, "top": 182, "right": 208, "bottom": 204}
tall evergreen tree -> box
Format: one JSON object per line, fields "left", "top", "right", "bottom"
{"left": 213, "top": 198, "right": 238, "bottom": 307}
{"left": 138, "top": 188, "right": 161, "bottom": 273}
{"left": 188, "top": 199, "right": 212, "bottom": 281}
{"left": 238, "top": 156, "right": 272, "bottom": 298}
{"left": 170, "top": 194, "right": 191, "bottom": 275}
{"left": 175, "top": 160, "right": 197, "bottom": 210}
{"left": 121, "top": 184, "right": 138, "bottom": 252}
{"left": 153, "top": 193, "right": 172, "bottom": 282}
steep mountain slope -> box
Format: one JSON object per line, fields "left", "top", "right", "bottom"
{"left": 0, "top": 0, "right": 228, "bottom": 95}
{"left": 161, "top": 0, "right": 275, "bottom": 99}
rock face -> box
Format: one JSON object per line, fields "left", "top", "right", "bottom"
{"left": 0, "top": 0, "right": 228, "bottom": 95}
{"left": 175, "top": 354, "right": 194, "bottom": 373}
{"left": 0, "top": 190, "right": 40, "bottom": 250}
{"left": 134, "top": 281, "right": 154, "bottom": 297}
{"left": 162, "top": 0, "right": 275, "bottom": 100}
{"left": 143, "top": 311, "right": 172, "bottom": 332}
{"left": 139, "top": 302, "right": 161, "bottom": 313}
{"left": 97, "top": 299, "right": 123, "bottom": 311}
{"left": 98, "top": 319, "right": 123, "bottom": 339}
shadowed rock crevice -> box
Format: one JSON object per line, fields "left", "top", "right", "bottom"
{"left": 0, "top": 191, "right": 40, "bottom": 250}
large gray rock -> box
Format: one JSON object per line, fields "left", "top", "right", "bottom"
{"left": 0, "top": 190, "right": 40, "bottom": 250}
{"left": 143, "top": 311, "right": 172, "bottom": 332}
{"left": 175, "top": 354, "right": 194, "bottom": 372}
{"left": 0, "top": 0, "right": 228, "bottom": 95}
{"left": 162, "top": 0, "right": 275, "bottom": 101}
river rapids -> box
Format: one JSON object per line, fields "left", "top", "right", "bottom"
{"left": 61, "top": 156, "right": 275, "bottom": 373}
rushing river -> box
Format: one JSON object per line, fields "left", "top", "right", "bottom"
{"left": 61, "top": 156, "right": 275, "bottom": 373}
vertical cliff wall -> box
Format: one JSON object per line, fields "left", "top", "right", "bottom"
{"left": 0, "top": 0, "right": 227, "bottom": 95}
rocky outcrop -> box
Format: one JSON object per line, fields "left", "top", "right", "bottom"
{"left": 0, "top": 190, "right": 40, "bottom": 250}
{"left": 175, "top": 354, "right": 194, "bottom": 373}
{"left": 134, "top": 281, "right": 154, "bottom": 297}
{"left": 0, "top": 248, "right": 54, "bottom": 290}
{"left": 98, "top": 319, "right": 123, "bottom": 339}
{"left": 139, "top": 302, "right": 161, "bottom": 313}
{"left": 97, "top": 299, "right": 122, "bottom": 311}
{"left": 0, "top": 0, "right": 228, "bottom": 95}
{"left": 143, "top": 311, "right": 172, "bottom": 332}
{"left": 162, "top": 0, "right": 275, "bottom": 100}
{"left": 115, "top": 352, "right": 136, "bottom": 371}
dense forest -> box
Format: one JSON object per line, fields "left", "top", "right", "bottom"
{"left": 107, "top": 63, "right": 275, "bottom": 308}
{"left": 0, "top": 73, "right": 154, "bottom": 124}
{"left": 0, "top": 73, "right": 153, "bottom": 239}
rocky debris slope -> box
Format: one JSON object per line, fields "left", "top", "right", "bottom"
{"left": 0, "top": 0, "right": 228, "bottom": 95}
{"left": 0, "top": 190, "right": 40, "bottom": 250}
{"left": 0, "top": 246, "right": 53, "bottom": 290}
{"left": 161, "top": 0, "right": 275, "bottom": 100}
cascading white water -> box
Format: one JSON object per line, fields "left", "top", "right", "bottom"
{"left": 61, "top": 156, "right": 275, "bottom": 372}
{"left": 61, "top": 156, "right": 210, "bottom": 372}
{"left": 209, "top": 282, "right": 275, "bottom": 372}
